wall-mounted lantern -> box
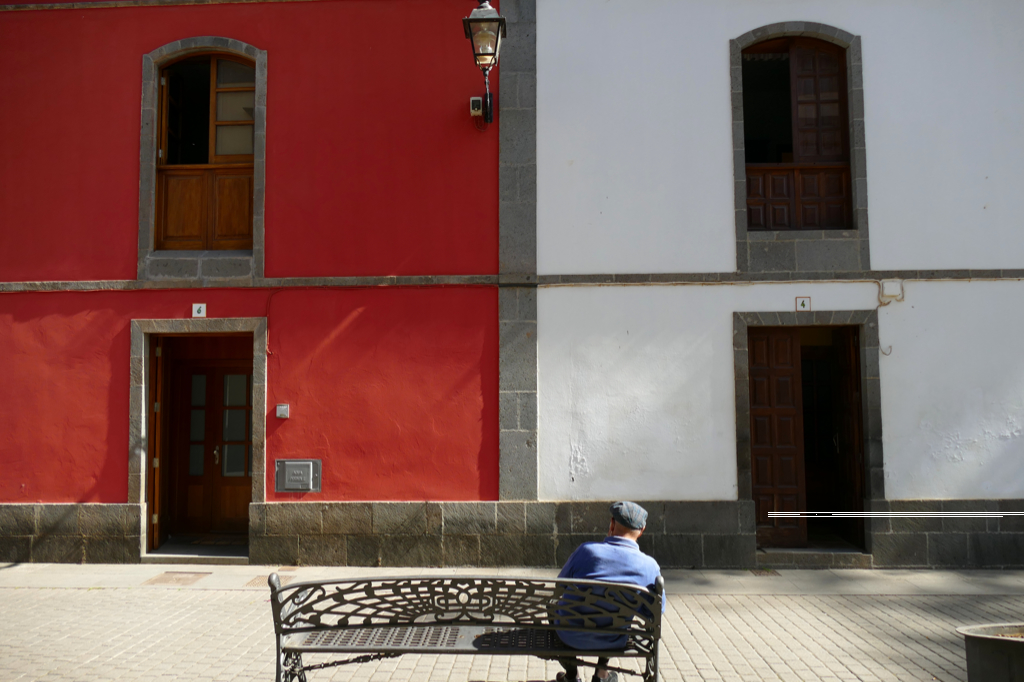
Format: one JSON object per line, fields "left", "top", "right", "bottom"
{"left": 463, "top": 1, "right": 506, "bottom": 124}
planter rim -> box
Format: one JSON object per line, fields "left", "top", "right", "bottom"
{"left": 957, "top": 623, "right": 1024, "bottom": 640}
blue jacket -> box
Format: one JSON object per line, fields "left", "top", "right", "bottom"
{"left": 556, "top": 536, "right": 663, "bottom": 650}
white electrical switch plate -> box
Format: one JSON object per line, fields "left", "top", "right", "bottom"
{"left": 276, "top": 404, "right": 290, "bottom": 419}
{"left": 795, "top": 297, "right": 811, "bottom": 312}
{"left": 192, "top": 303, "right": 207, "bottom": 318}
{"left": 881, "top": 279, "right": 903, "bottom": 299}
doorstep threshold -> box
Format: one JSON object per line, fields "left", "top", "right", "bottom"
{"left": 759, "top": 546, "right": 867, "bottom": 554}
{"left": 757, "top": 547, "right": 873, "bottom": 569}
{"left": 142, "top": 553, "right": 249, "bottom": 566}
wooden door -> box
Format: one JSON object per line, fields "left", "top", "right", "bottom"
{"left": 147, "top": 338, "right": 168, "bottom": 551}
{"left": 790, "top": 39, "right": 847, "bottom": 163}
{"left": 833, "top": 327, "right": 865, "bottom": 544}
{"left": 749, "top": 328, "right": 807, "bottom": 547}
{"left": 211, "top": 369, "right": 253, "bottom": 532}
{"left": 171, "top": 363, "right": 253, "bottom": 534}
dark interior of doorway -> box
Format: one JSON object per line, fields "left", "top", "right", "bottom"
{"left": 148, "top": 333, "right": 254, "bottom": 556}
{"left": 799, "top": 327, "right": 865, "bottom": 551}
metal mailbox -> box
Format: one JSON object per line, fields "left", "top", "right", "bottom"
{"left": 274, "top": 459, "right": 322, "bottom": 493}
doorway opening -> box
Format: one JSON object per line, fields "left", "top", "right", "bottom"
{"left": 748, "top": 325, "right": 865, "bottom": 550}
{"left": 148, "top": 333, "right": 254, "bottom": 554}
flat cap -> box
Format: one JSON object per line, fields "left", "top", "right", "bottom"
{"left": 610, "top": 501, "right": 648, "bottom": 530}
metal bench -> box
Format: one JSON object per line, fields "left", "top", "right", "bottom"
{"left": 267, "top": 573, "right": 664, "bottom": 682}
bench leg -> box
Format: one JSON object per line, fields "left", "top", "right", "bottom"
{"left": 276, "top": 636, "right": 285, "bottom": 682}
{"left": 281, "top": 651, "right": 306, "bottom": 682}
{"left": 643, "top": 641, "right": 659, "bottom": 682}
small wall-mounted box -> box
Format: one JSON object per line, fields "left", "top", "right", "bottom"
{"left": 469, "top": 96, "right": 483, "bottom": 116}
{"left": 276, "top": 404, "right": 290, "bottom": 419}
{"left": 275, "top": 459, "right": 322, "bottom": 493}
{"left": 880, "top": 279, "right": 904, "bottom": 301}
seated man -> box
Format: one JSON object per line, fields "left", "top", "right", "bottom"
{"left": 555, "top": 501, "right": 663, "bottom": 682}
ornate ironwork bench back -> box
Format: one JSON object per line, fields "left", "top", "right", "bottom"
{"left": 268, "top": 573, "right": 663, "bottom": 681}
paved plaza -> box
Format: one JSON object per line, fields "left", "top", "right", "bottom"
{"left": 1, "top": 563, "right": 1023, "bottom": 682}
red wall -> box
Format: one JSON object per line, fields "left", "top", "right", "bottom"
{"left": 0, "top": 287, "right": 498, "bottom": 503}
{"left": 0, "top": 0, "right": 498, "bottom": 281}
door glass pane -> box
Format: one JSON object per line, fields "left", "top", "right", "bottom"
{"left": 216, "top": 125, "right": 254, "bottom": 156}
{"left": 223, "top": 444, "right": 247, "bottom": 477}
{"left": 189, "top": 444, "right": 204, "bottom": 476}
{"left": 217, "top": 91, "right": 255, "bottom": 122}
{"left": 217, "top": 60, "right": 255, "bottom": 88}
{"left": 821, "top": 103, "right": 840, "bottom": 128}
{"left": 191, "top": 375, "right": 206, "bottom": 406}
{"left": 798, "top": 103, "right": 817, "bottom": 128}
{"left": 223, "top": 409, "right": 249, "bottom": 442}
{"left": 224, "top": 375, "right": 248, "bottom": 406}
{"left": 190, "top": 409, "right": 205, "bottom": 441}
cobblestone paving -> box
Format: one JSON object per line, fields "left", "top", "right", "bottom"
{"left": 1, "top": 585, "right": 1021, "bottom": 681}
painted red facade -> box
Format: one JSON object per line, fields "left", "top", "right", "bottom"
{"left": 0, "top": 0, "right": 497, "bottom": 282}
{"left": 0, "top": 288, "right": 498, "bottom": 503}
{"left": 0, "top": 0, "right": 501, "bottom": 505}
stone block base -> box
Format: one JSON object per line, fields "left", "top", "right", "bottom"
{"left": 248, "top": 500, "right": 757, "bottom": 568}
{"left": 6, "top": 498, "right": 1017, "bottom": 569}
{"left": 0, "top": 504, "right": 141, "bottom": 564}
{"left": 868, "top": 499, "right": 1024, "bottom": 568}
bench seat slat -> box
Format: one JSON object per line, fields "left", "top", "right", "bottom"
{"left": 283, "top": 626, "right": 647, "bottom": 658}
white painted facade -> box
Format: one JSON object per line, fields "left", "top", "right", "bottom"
{"left": 537, "top": 0, "right": 1024, "bottom": 274}
{"left": 538, "top": 280, "right": 1024, "bottom": 501}
{"left": 535, "top": 0, "right": 1024, "bottom": 503}
{"left": 878, "top": 280, "right": 1024, "bottom": 499}
{"left": 537, "top": 282, "right": 878, "bottom": 501}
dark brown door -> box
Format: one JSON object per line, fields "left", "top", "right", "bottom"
{"left": 749, "top": 328, "right": 807, "bottom": 547}
{"left": 147, "top": 338, "right": 168, "bottom": 550}
{"left": 171, "top": 363, "right": 253, "bottom": 534}
{"left": 833, "top": 327, "right": 865, "bottom": 543}
{"left": 790, "top": 39, "right": 847, "bottom": 163}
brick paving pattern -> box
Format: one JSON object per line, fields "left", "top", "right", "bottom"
{"left": 2, "top": 581, "right": 1021, "bottom": 681}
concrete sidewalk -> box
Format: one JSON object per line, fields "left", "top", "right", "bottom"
{"left": 1, "top": 563, "right": 1022, "bottom": 681}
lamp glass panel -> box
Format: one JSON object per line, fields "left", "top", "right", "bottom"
{"left": 471, "top": 22, "right": 500, "bottom": 67}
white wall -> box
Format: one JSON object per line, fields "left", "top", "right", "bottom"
{"left": 880, "top": 280, "right": 1024, "bottom": 499}
{"left": 537, "top": 0, "right": 1024, "bottom": 274}
{"left": 538, "top": 281, "right": 878, "bottom": 501}
{"left": 539, "top": 279, "right": 1024, "bottom": 501}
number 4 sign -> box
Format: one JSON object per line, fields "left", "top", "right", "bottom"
{"left": 795, "top": 297, "right": 811, "bottom": 312}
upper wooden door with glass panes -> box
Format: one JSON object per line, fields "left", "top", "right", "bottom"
{"left": 156, "top": 55, "right": 255, "bottom": 250}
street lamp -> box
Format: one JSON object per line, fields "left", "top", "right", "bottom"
{"left": 463, "top": 1, "right": 506, "bottom": 124}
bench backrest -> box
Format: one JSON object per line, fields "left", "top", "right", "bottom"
{"left": 269, "top": 574, "right": 662, "bottom": 641}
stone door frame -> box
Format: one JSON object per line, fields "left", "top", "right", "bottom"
{"left": 129, "top": 317, "right": 268, "bottom": 552}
